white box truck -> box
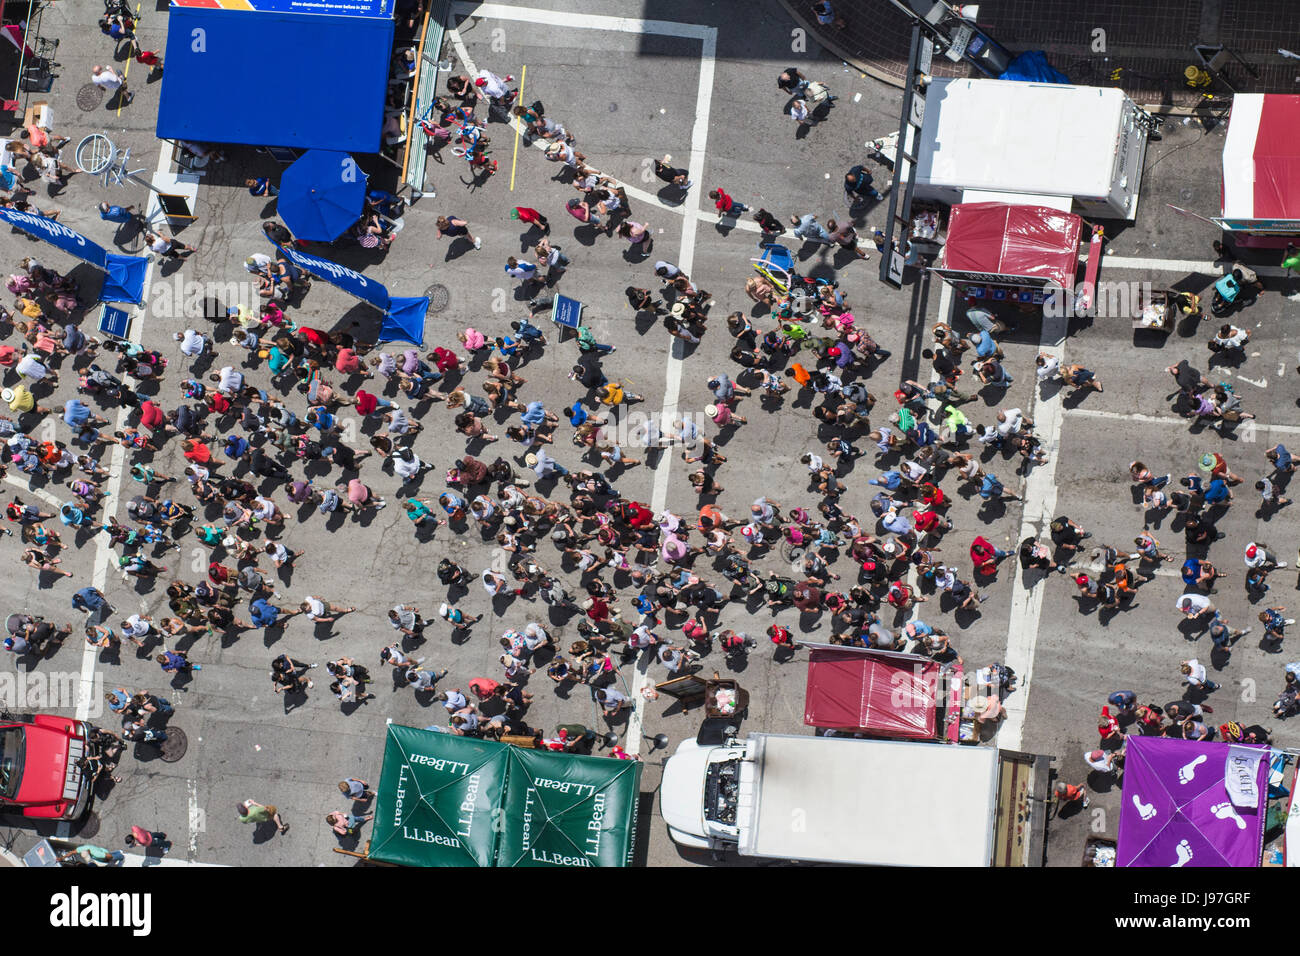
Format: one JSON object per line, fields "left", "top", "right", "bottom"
{"left": 659, "top": 733, "right": 1050, "bottom": 866}
{"left": 906, "top": 78, "right": 1148, "bottom": 221}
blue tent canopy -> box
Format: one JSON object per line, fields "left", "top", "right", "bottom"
{"left": 100, "top": 255, "right": 149, "bottom": 306}
{"left": 380, "top": 295, "right": 430, "bottom": 347}
{"left": 157, "top": 2, "right": 395, "bottom": 152}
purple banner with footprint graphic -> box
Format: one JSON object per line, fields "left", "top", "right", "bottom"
{"left": 1117, "top": 736, "right": 1269, "bottom": 867}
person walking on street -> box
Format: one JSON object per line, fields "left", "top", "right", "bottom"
{"left": 157, "top": 646, "right": 200, "bottom": 676}
{"left": 238, "top": 799, "right": 288, "bottom": 834}
{"left": 512, "top": 206, "right": 549, "bottom": 232}
{"left": 1180, "top": 658, "right": 1220, "bottom": 694}
{"left": 435, "top": 215, "right": 481, "bottom": 251}
{"left": 124, "top": 826, "right": 170, "bottom": 854}
{"left": 338, "top": 777, "right": 374, "bottom": 801}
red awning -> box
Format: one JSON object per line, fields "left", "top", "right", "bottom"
{"left": 803, "top": 646, "right": 939, "bottom": 739}
{"left": 1249, "top": 95, "right": 1300, "bottom": 219}
{"left": 937, "top": 201, "right": 1083, "bottom": 290}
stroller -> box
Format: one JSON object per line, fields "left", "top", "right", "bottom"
{"left": 751, "top": 243, "right": 836, "bottom": 316}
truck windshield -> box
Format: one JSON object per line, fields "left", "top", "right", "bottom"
{"left": 0, "top": 727, "right": 24, "bottom": 800}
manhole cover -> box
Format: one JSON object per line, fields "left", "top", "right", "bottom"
{"left": 76, "top": 83, "right": 105, "bottom": 112}
{"left": 424, "top": 283, "right": 450, "bottom": 313}
{"left": 158, "top": 726, "right": 188, "bottom": 763}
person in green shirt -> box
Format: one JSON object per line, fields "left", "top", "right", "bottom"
{"left": 403, "top": 498, "right": 444, "bottom": 528}
{"left": 238, "top": 799, "right": 288, "bottom": 833}
{"left": 59, "top": 844, "right": 124, "bottom": 866}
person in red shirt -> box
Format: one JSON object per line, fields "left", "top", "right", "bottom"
{"left": 912, "top": 508, "right": 951, "bottom": 535}
{"left": 182, "top": 439, "right": 212, "bottom": 465}
{"left": 353, "top": 389, "right": 393, "bottom": 417}
{"left": 919, "top": 482, "right": 947, "bottom": 509}
{"left": 429, "top": 346, "right": 463, "bottom": 374}
{"left": 206, "top": 391, "right": 231, "bottom": 416}
{"left": 970, "top": 535, "right": 1010, "bottom": 575}
{"left": 708, "top": 187, "right": 749, "bottom": 218}
{"left": 137, "top": 399, "right": 170, "bottom": 434}
{"left": 512, "top": 206, "right": 549, "bottom": 232}
{"left": 298, "top": 326, "right": 329, "bottom": 350}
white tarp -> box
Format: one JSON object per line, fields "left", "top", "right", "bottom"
{"left": 916, "top": 79, "right": 1130, "bottom": 199}
{"left": 1226, "top": 745, "right": 1263, "bottom": 809}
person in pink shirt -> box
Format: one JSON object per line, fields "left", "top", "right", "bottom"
{"left": 706, "top": 402, "right": 746, "bottom": 427}
{"left": 334, "top": 347, "right": 369, "bottom": 376}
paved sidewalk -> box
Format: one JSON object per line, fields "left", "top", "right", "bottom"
{"left": 784, "top": 0, "right": 1300, "bottom": 108}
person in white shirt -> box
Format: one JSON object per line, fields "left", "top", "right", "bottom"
{"left": 15, "top": 353, "right": 54, "bottom": 383}
{"left": 473, "top": 69, "right": 513, "bottom": 102}
{"left": 392, "top": 446, "right": 428, "bottom": 484}
{"left": 1180, "top": 658, "right": 1221, "bottom": 692}
{"left": 91, "top": 65, "right": 128, "bottom": 100}
{"left": 299, "top": 596, "right": 355, "bottom": 623}
{"left": 995, "top": 407, "right": 1025, "bottom": 438}
{"left": 1083, "top": 748, "right": 1120, "bottom": 775}
{"left": 1176, "top": 593, "right": 1215, "bottom": 619}
{"left": 174, "top": 329, "right": 208, "bottom": 358}
{"left": 121, "top": 614, "right": 153, "bottom": 641}
{"left": 522, "top": 622, "right": 552, "bottom": 651}
{"left": 1035, "top": 352, "right": 1061, "bottom": 382}
{"left": 214, "top": 366, "right": 243, "bottom": 394}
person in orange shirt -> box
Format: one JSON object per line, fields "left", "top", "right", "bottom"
{"left": 784, "top": 362, "right": 811, "bottom": 389}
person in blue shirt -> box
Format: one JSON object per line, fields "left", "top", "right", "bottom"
{"left": 1267, "top": 443, "right": 1295, "bottom": 475}
{"left": 98, "top": 201, "right": 138, "bottom": 223}
{"left": 305, "top": 407, "right": 338, "bottom": 433}
{"left": 505, "top": 257, "right": 538, "bottom": 283}
{"left": 520, "top": 401, "right": 556, "bottom": 429}
{"left": 250, "top": 598, "right": 300, "bottom": 629}
{"left": 494, "top": 335, "right": 520, "bottom": 361}
{"left": 563, "top": 404, "right": 589, "bottom": 428}
{"left": 224, "top": 434, "right": 249, "bottom": 461}
{"left": 510, "top": 317, "right": 547, "bottom": 345}
{"left": 1204, "top": 477, "right": 1232, "bottom": 504}
{"left": 63, "top": 399, "right": 107, "bottom": 430}
{"left": 869, "top": 469, "right": 902, "bottom": 491}
{"left": 246, "top": 177, "right": 278, "bottom": 197}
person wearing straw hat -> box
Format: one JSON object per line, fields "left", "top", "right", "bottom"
{"left": 2, "top": 384, "right": 49, "bottom": 416}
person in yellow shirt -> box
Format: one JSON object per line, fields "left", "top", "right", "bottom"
{"left": 596, "top": 382, "right": 643, "bottom": 407}
{"left": 2, "top": 384, "right": 50, "bottom": 416}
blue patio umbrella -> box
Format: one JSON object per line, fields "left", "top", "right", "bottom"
{"left": 277, "top": 150, "right": 369, "bottom": 242}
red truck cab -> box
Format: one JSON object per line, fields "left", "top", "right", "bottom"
{"left": 0, "top": 714, "right": 94, "bottom": 820}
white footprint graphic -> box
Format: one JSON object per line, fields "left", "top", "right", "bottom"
{"left": 1131, "top": 794, "right": 1157, "bottom": 821}
{"left": 1178, "top": 754, "right": 1207, "bottom": 784}
{"left": 1172, "top": 839, "right": 1194, "bottom": 867}
{"left": 1210, "top": 802, "right": 1247, "bottom": 830}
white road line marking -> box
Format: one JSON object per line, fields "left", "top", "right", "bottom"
{"left": 999, "top": 312, "right": 1067, "bottom": 751}
{"left": 629, "top": 29, "right": 716, "bottom": 759}
{"left": 1064, "top": 407, "right": 1300, "bottom": 436}
{"left": 188, "top": 778, "right": 201, "bottom": 860}
{"left": 73, "top": 149, "right": 165, "bottom": 724}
